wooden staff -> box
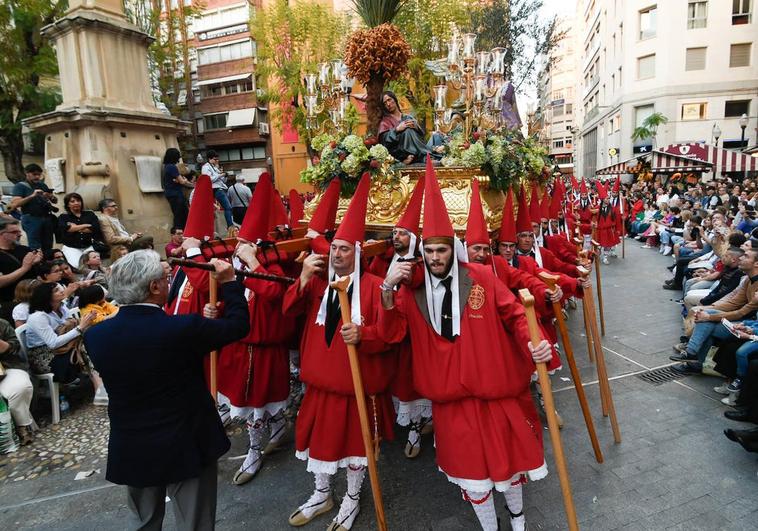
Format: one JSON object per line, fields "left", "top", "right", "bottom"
{"left": 582, "top": 278, "right": 622, "bottom": 444}
{"left": 169, "top": 258, "right": 296, "bottom": 283}
{"left": 209, "top": 276, "right": 218, "bottom": 404}
{"left": 577, "top": 264, "right": 595, "bottom": 364}
{"left": 539, "top": 272, "right": 604, "bottom": 464}
{"left": 591, "top": 240, "right": 606, "bottom": 336}
{"left": 519, "top": 289, "right": 579, "bottom": 531}
{"left": 331, "top": 276, "right": 387, "bottom": 531}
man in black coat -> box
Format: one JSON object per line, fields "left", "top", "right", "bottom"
{"left": 84, "top": 249, "right": 250, "bottom": 530}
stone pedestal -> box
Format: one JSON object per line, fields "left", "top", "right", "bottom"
{"left": 24, "top": 0, "right": 188, "bottom": 241}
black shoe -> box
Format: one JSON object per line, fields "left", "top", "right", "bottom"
{"left": 663, "top": 283, "right": 682, "bottom": 291}
{"left": 669, "top": 352, "right": 697, "bottom": 362}
{"left": 725, "top": 408, "right": 750, "bottom": 422}
{"left": 724, "top": 428, "right": 739, "bottom": 442}
{"left": 664, "top": 279, "right": 674, "bottom": 286}
{"left": 671, "top": 362, "right": 702, "bottom": 374}
{"left": 667, "top": 265, "right": 676, "bottom": 271}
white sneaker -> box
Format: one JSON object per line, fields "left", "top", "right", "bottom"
{"left": 93, "top": 385, "right": 109, "bottom": 406}
{"left": 663, "top": 246, "right": 673, "bottom": 256}
{"left": 713, "top": 383, "right": 731, "bottom": 395}
{"left": 721, "top": 393, "right": 738, "bottom": 406}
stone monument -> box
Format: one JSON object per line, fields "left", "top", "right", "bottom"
{"left": 24, "top": 0, "right": 188, "bottom": 241}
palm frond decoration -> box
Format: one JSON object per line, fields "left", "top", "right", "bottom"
{"left": 350, "top": 0, "right": 407, "bottom": 27}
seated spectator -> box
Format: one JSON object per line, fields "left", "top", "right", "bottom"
{"left": 36, "top": 260, "right": 64, "bottom": 284}
{"left": 128, "top": 235, "right": 154, "bottom": 252}
{"left": 658, "top": 206, "right": 685, "bottom": 256}
{"left": 58, "top": 260, "right": 81, "bottom": 287}
{"left": 57, "top": 192, "right": 104, "bottom": 268}
{"left": 11, "top": 279, "right": 38, "bottom": 327}
{"left": 44, "top": 248, "right": 65, "bottom": 262}
{"left": 79, "top": 251, "right": 108, "bottom": 287}
{"left": 97, "top": 199, "right": 152, "bottom": 253}
{"left": 0, "top": 317, "right": 34, "bottom": 445}
{"left": 26, "top": 282, "right": 97, "bottom": 384}
{"left": 630, "top": 201, "right": 658, "bottom": 237}
{"left": 671, "top": 244, "right": 758, "bottom": 373}
{"left": 110, "top": 244, "right": 129, "bottom": 264}
{"left": 673, "top": 214, "right": 703, "bottom": 260}
{"left": 78, "top": 284, "right": 118, "bottom": 325}
{"left": 0, "top": 218, "right": 42, "bottom": 322}
{"left": 164, "top": 227, "right": 185, "bottom": 259}
{"left": 683, "top": 247, "right": 744, "bottom": 311}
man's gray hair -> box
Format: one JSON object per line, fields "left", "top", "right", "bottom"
{"left": 108, "top": 250, "right": 164, "bottom": 304}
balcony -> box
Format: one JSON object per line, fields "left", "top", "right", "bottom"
{"left": 582, "top": 75, "right": 599, "bottom": 99}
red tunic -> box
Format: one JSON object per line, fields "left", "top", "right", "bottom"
{"left": 165, "top": 256, "right": 210, "bottom": 316}
{"left": 574, "top": 201, "right": 595, "bottom": 236}
{"left": 378, "top": 264, "right": 546, "bottom": 490}
{"left": 596, "top": 208, "right": 619, "bottom": 248}
{"left": 283, "top": 272, "right": 396, "bottom": 467}
{"left": 544, "top": 234, "right": 577, "bottom": 265}
{"left": 217, "top": 263, "right": 293, "bottom": 411}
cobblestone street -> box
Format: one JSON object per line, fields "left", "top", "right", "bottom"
{"left": 2, "top": 242, "right": 757, "bottom": 530}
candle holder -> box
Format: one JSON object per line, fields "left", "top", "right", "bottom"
{"left": 304, "top": 59, "right": 355, "bottom": 132}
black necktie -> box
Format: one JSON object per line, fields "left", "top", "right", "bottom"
{"left": 440, "top": 277, "right": 454, "bottom": 341}
{"left": 325, "top": 284, "right": 352, "bottom": 346}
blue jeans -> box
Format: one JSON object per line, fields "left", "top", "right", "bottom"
{"left": 735, "top": 341, "right": 758, "bottom": 376}
{"left": 687, "top": 309, "right": 741, "bottom": 361}
{"left": 660, "top": 231, "right": 684, "bottom": 246}
{"left": 21, "top": 214, "right": 54, "bottom": 250}
{"left": 213, "top": 188, "right": 234, "bottom": 228}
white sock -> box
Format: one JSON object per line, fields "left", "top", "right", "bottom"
{"left": 268, "top": 411, "right": 287, "bottom": 445}
{"left": 504, "top": 484, "right": 525, "bottom": 531}
{"left": 333, "top": 465, "right": 365, "bottom": 529}
{"left": 408, "top": 412, "right": 422, "bottom": 447}
{"left": 463, "top": 490, "right": 497, "bottom": 531}
{"left": 240, "top": 418, "right": 265, "bottom": 473}
{"left": 299, "top": 473, "right": 332, "bottom": 518}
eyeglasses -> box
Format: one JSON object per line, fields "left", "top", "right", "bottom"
{"left": 106, "top": 204, "right": 118, "bottom": 209}
{"left": 0, "top": 230, "right": 22, "bottom": 235}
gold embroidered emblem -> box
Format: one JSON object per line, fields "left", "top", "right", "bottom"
{"left": 181, "top": 283, "right": 194, "bottom": 300}
{"left": 468, "top": 284, "right": 485, "bottom": 310}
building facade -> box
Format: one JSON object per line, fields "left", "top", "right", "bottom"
{"left": 574, "top": 0, "right": 757, "bottom": 179}
{"left": 536, "top": 16, "right": 578, "bottom": 175}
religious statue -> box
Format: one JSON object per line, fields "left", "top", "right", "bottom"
{"left": 378, "top": 91, "right": 443, "bottom": 165}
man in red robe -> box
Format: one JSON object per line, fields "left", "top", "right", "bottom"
{"left": 367, "top": 176, "right": 430, "bottom": 459}
{"left": 595, "top": 182, "right": 619, "bottom": 265}
{"left": 211, "top": 175, "right": 295, "bottom": 485}
{"left": 573, "top": 179, "right": 596, "bottom": 236}
{"left": 378, "top": 164, "right": 552, "bottom": 531}
{"left": 608, "top": 176, "right": 627, "bottom": 258}
{"left": 283, "top": 175, "right": 396, "bottom": 531}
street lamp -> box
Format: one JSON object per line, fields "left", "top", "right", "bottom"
{"left": 739, "top": 113, "right": 749, "bottom": 149}
{"left": 712, "top": 123, "right": 721, "bottom": 147}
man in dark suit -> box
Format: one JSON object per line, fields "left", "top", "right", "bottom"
{"left": 84, "top": 249, "right": 250, "bottom": 530}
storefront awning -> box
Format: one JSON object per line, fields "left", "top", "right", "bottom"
{"left": 225, "top": 107, "right": 256, "bottom": 128}
{"left": 595, "top": 155, "right": 647, "bottom": 175}
{"left": 650, "top": 150, "right": 712, "bottom": 174}
{"left": 196, "top": 73, "right": 252, "bottom": 86}
{"left": 660, "top": 143, "right": 757, "bottom": 176}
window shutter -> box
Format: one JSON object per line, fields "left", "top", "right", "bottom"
{"left": 685, "top": 47, "right": 706, "bottom": 71}
{"left": 730, "top": 43, "right": 751, "bottom": 67}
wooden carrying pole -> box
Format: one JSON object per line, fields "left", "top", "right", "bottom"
{"left": 591, "top": 241, "right": 606, "bottom": 336}
{"left": 330, "top": 276, "right": 388, "bottom": 531}
{"left": 539, "top": 272, "right": 604, "bottom": 464}
{"left": 209, "top": 277, "right": 218, "bottom": 404}
{"left": 577, "top": 264, "right": 595, "bottom": 364}
{"left": 519, "top": 289, "right": 579, "bottom": 531}
{"left": 582, "top": 278, "right": 622, "bottom": 444}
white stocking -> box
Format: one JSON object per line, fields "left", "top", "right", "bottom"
{"left": 463, "top": 490, "right": 497, "bottom": 531}
{"left": 298, "top": 473, "right": 332, "bottom": 519}
{"left": 333, "top": 465, "right": 365, "bottom": 529}
{"left": 267, "top": 411, "right": 287, "bottom": 445}
{"left": 503, "top": 483, "right": 525, "bottom": 531}
{"left": 240, "top": 418, "right": 265, "bottom": 474}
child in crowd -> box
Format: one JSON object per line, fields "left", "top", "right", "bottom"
{"left": 12, "top": 279, "right": 39, "bottom": 327}
{"left": 78, "top": 285, "right": 118, "bottom": 325}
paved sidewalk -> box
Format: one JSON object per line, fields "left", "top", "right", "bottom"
{"left": 1, "top": 241, "right": 757, "bottom": 530}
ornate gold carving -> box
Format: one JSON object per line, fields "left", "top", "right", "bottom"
{"left": 302, "top": 166, "right": 505, "bottom": 235}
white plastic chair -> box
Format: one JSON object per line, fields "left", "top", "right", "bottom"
{"left": 15, "top": 324, "right": 60, "bottom": 425}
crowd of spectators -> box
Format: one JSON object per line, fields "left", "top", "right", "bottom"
{"left": 626, "top": 176, "right": 758, "bottom": 451}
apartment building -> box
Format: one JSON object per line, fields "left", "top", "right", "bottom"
{"left": 180, "top": 0, "right": 270, "bottom": 180}
{"left": 536, "top": 17, "right": 578, "bottom": 175}
{"left": 574, "top": 0, "right": 757, "bottom": 179}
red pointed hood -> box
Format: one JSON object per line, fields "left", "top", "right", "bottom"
{"left": 596, "top": 181, "right": 608, "bottom": 200}
{"left": 465, "top": 179, "right": 489, "bottom": 246}
{"left": 239, "top": 174, "right": 273, "bottom": 242}
{"left": 528, "top": 186, "right": 542, "bottom": 223}
{"left": 613, "top": 176, "right": 621, "bottom": 193}
{"left": 516, "top": 186, "right": 532, "bottom": 234}
{"left": 549, "top": 184, "right": 563, "bottom": 220}
{"left": 570, "top": 175, "right": 579, "bottom": 191}
{"left": 308, "top": 178, "right": 341, "bottom": 233}
{"left": 422, "top": 157, "right": 454, "bottom": 240}
{"left": 268, "top": 186, "right": 289, "bottom": 230}
{"left": 184, "top": 174, "right": 215, "bottom": 240}
{"left": 498, "top": 190, "right": 517, "bottom": 243}
{"left": 333, "top": 173, "right": 370, "bottom": 244}
{"left": 288, "top": 189, "right": 305, "bottom": 227}
{"left": 396, "top": 174, "right": 424, "bottom": 234}
{"left": 540, "top": 189, "right": 551, "bottom": 221}
{"left": 580, "top": 178, "right": 588, "bottom": 195}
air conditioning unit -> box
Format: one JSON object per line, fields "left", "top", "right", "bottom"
{"left": 259, "top": 122, "right": 270, "bottom": 135}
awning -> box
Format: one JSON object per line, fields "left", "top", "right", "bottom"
{"left": 225, "top": 107, "right": 256, "bottom": 128}
{"left": 595, "top": 155, "right": 648, "bottom": 175}
{"left": 660, "top": 143, "right": 757, "bottom": 176}
{"left": 196, "top": 73, "right": 252, "bottom": 86}
{"left": 650, "top": 150, "right": 712, "bottom": 174}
